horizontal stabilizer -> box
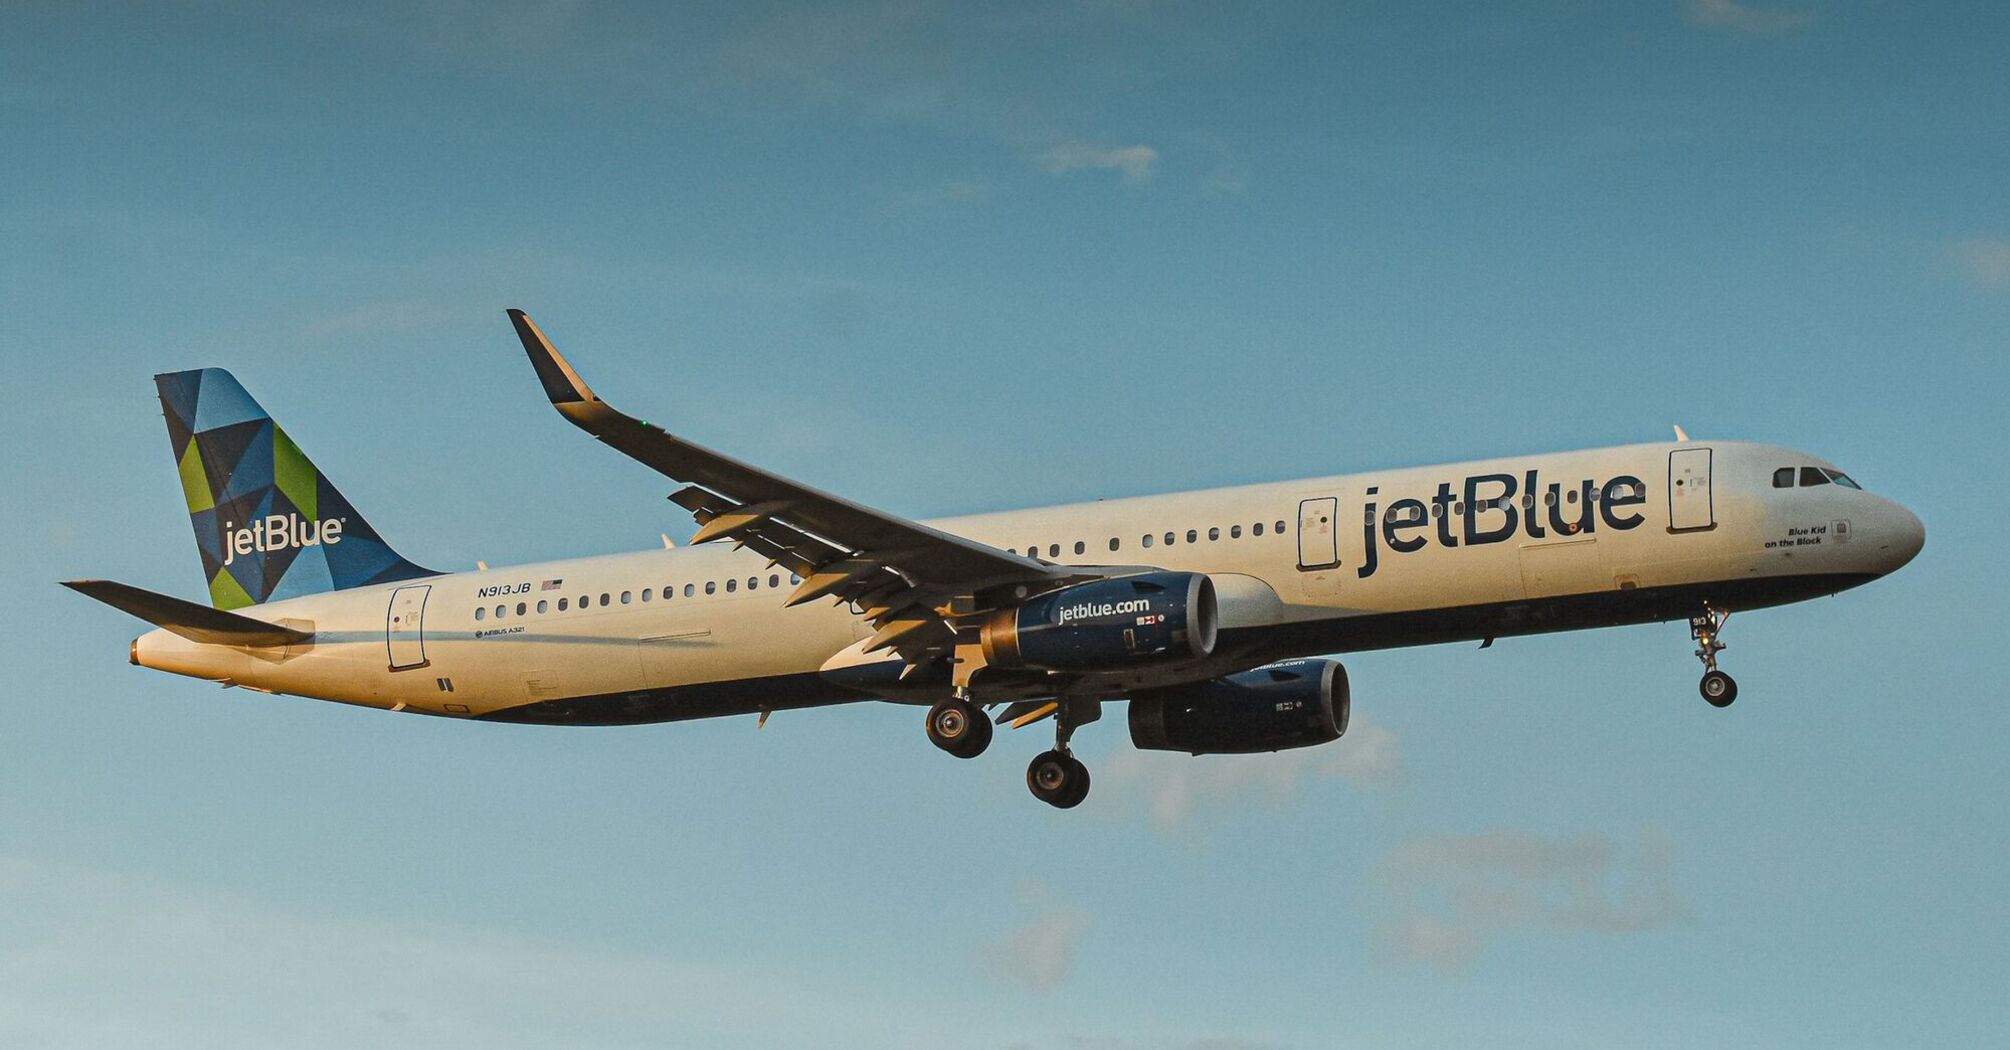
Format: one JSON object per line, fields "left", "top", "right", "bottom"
{"left": 62, "top": 579, "right": 313, "bottom": 646}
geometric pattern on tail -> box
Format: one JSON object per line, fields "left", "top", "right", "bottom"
{"left": 154, "top": 368, "right": 434, "bottom": 609}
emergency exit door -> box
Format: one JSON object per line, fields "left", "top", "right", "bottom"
{"left": 1668, "top": 448, "right": 1715, "bottom": 531}
{"left": 386, "top": 584, "right": 431, "bottom": 670}
{"left": 1297, "top": 497, "right": 1340, "bottom": 570}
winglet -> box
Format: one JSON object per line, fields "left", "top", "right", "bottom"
{"left": 63, "top": 579, "right": 313, "bottom": 647}
{"left": 508, "top": 308, "right": 597, "bottom": 405}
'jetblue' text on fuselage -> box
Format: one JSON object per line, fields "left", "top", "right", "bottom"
{"left": 1356, "top": 470, "right": 1647, "bottom": 579}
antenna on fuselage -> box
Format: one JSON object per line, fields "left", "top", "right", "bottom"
{"left": 1673, "top": 425, "right": 1690, "bottom": 441}
{"left": 662, "top": 533, "right": 677, "bottom": 549}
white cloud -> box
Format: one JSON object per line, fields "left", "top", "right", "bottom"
{"left": 1038, "top": 142, "right": 1161, "bottom": 183}
{"left": 1373, "top": 829, "right": 1688, "bottom": 971}
{"left": 979, "top": 881, "right": 1092, "bottom": 992}
{"left": 1954, "top": 237, "right": 2010, "bottom": 289}
{"left": 0, "top": 855, "right": 954, "bottom": 1049}
{"left": 1686, "top": 0, "right": 1817, "bottom": 34}
{"left": 1097, "top": 718, "right": 1404, "bottom": 831}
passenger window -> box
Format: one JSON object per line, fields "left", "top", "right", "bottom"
{"left": 747, "top": 576, "right": 758, "bottom": 590}
{"left": 599, "top": 593, "right": 610, "bottom": 606}
{"left": 1773, "top": 467, "right": 1795, "bottom": 488}
{"left": 726, "top": 579, "right": 737, "bottom": 593}
{"left": 1186, "top": 529, "right": 1198, "bottom": 543}
{"left": 705, "top": 581, "right": 716, "bottom": 595}
{"left": 1275, "top": 520, "right": 1287, "bottom": 533}
{"left": 516, "top": 602, "right": 527, "bottom": 616}
{"left": 1800, "top": 466, "right": 1831, "bottom": 487}
{"left": 684, "top": 583, "right": 696, "bottom": 597}
{"left": 1230, "top": 525, "right": 1242, "bottom": 538}
{"left": 1142, "top": 534, "right": 1153, "bottom": 548}
{"left": 495, "top": 605, "right": 506, "bottom": 619}
{"left": 1208, "top": 527, "right": 1220, "bottom": 541}
{"left": 790, "top": 574, "right": 802, "bottom": 584}
{"left": 1074, "top": 541, "right": 1086, "bottom": 555}
{"left": 770, "top": 574, "right": 781, "bottom": 588}
{"left": 558, "top": 598, "right": 568, "bottom": 611}
{"left": 1109, "top": 537, "right": 1120, "bottom": 551}
{"left": 474, "top": 607, "right": 485, "bottom": 621}
{"left": 537, "top": 600, "right": 548, "bottom": 614}
{"left": 1253, "top": 522, "right": 1264, "bottom": 536}
{"left": 642, "top": 588, "right": 652, "bottom": 602}
{"left": 578, "top": 594, "right": 588, "bottom": 609}
{"left": 1164, "top": 532, "right": 1176, "bottom": 545}
{"left": 1048, "top": 544, "right": 1060, "bottom": 558}
{"left": 620, "top": 591, "right": 632, "bottom": 604}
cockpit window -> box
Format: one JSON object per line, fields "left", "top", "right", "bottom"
{"left": 1773, "top": 467, "right": 1795, "bottom": 488}
{"left": 1799, "top": 466, "right": 1831, "bottom": 487}
{"left": 1823, "top": 468, "right": 1862, "bottom": 490}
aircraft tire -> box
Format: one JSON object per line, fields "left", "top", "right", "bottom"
{"left": 1700, "top": 670, "right": 1738, "bottom": 708}
{"left": 1028, "top": 750, "right": 1090, "bottom": 808}
{"left": 926, "top": 698, "right": 990, "bottom": 758}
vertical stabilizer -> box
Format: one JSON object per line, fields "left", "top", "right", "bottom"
{"left": 154, "top": 369, "right": 433, "bottom": 609}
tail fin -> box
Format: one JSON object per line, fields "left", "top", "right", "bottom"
{"left": 154, "top": 368, "right": 434, "bottom": 609}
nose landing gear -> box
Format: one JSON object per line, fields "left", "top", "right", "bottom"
{"left": 1690, "top": 606, "right": 1738, "bottom": 708}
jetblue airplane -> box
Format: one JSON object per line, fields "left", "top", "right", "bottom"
{"left": 66, "top": 311, "right": 1926, "bottom": 808}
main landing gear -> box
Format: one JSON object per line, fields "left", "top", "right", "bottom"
{"left": 1027, "top": 750, "right": 1090, "bottom": 809}
{"left": 1026, "top": 698, "right": 1095, "bottom": 809}
{"left": 925, "top": 696, "right": 992, "bottom": 759}
{"left": 924, "top": 692, "right": 1096, "bottom": 808}
{"left": 1690, "top": 606, "right": 1738, "bottom": 708}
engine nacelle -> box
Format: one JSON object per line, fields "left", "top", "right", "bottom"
{"left": 1128, "top": 658, "right": 1349, "bottom": 755}
{"left": 980, "top": 572, "right": 1218, "bottom": 673}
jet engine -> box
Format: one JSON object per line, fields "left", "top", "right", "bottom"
{"left": 980, "top": 571, "right": 1217, "bottom": 673}
{"left": 1128, "top": 658, "right": 1349, "bottom": 755}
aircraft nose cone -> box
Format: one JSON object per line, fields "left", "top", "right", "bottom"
{"left": 1881, "top": 502, "right": 1925, "bottom": 573}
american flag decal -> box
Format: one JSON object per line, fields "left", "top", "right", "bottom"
{"left": 541, "top": 579, "right": 564, "bottom": 591}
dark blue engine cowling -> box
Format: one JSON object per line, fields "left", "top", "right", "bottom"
{"left": 1127, "top": 659, "right": 1349, "bottom": 755}
{"left": 980, "top": 572, "right": 1217, "bottom": 673}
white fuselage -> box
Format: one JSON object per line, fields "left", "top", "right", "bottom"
{"left": 132, "top": 440, "right": 1924, "bottom": 724}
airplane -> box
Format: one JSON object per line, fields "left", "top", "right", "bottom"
{"left": 65, "top": 310, "right": 1927, "bottom": 808}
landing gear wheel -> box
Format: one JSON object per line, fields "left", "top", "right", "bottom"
{"left": 1027, "top": 750, "right": 1091, "bottom": 809}
{"left": 1689, "top": 605, "right": 1737, "bottom": 708}
{"left": 925, "top": 698, "right": 992, "bottom": 758}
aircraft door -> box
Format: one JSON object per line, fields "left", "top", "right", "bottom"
{"left": 1668, "top": 448, "right": 1715, "bottom": 531}
{"left": 1297, "top": 497, "right": 1340, "bottom": 571}
{"left": 387, "top": 584, "right": 431, "bottom": 670}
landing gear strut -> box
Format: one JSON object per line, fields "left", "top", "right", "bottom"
{"left": 925, "top": 695, "right": 992, "bottom": 758}
{"left": 1690, "top": 606, "right": 1738, "bottom": 708}
{"left": 1026, "top": 698, "right": 1096, "bottom": 808}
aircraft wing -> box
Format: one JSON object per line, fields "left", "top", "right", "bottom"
{"left": 508, "top": 309, "right": 1076, "bottom": 671}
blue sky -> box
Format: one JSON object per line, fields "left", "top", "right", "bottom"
{"left": 3, "top": 1, "right": 2006, "bottom": 1046}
